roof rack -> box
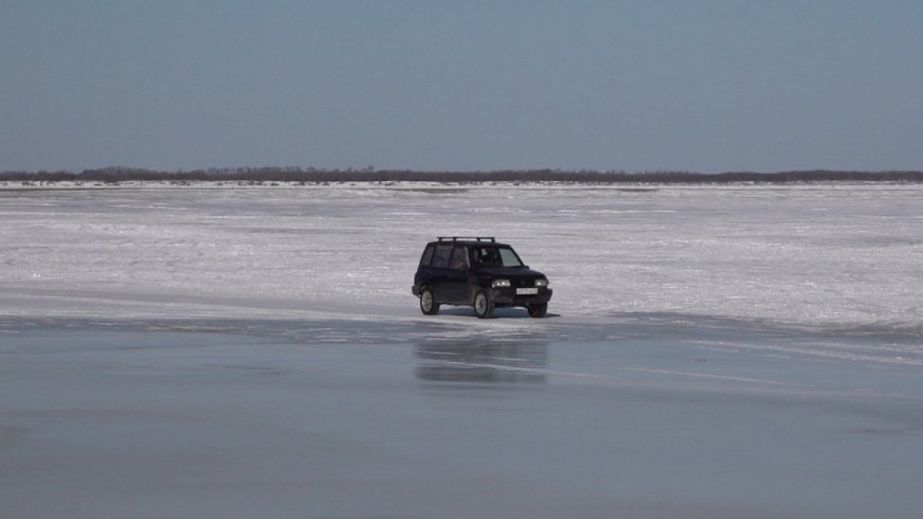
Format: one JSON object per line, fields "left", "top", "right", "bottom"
{"left": 437, "top": 236, "right": 495, "bottom": 243}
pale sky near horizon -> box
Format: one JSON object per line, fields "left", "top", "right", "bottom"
{"left": 1, "top": 1, "right": 921, "bottom": 173}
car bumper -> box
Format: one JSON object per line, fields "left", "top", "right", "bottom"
{"left": 489, "top": 287, "right": 552, "bottom": 306}
{"left": 411, "top": 285, "right": 420, "bottom": 297}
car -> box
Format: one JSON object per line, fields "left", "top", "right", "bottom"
{"left": 411, "top": 237, "right": 553, "bottom": 319}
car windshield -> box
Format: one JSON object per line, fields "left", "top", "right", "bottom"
{"left": 471, "top": 246, "right": 523, "bottom": 268}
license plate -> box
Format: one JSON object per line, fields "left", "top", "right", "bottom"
{"left": 516, "top": 287, "right": 538, "bottom": 295}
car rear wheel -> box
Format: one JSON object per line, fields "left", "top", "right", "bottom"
{"left": 527, "top": 302, "right": 547, "bottom": 318}
{"left": 420, "top": 287, "right": 439, "bottom": 315}
{"left": 473, "top": 290, "right": 494, "bottom": 319}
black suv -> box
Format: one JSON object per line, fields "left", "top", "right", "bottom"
{"left": 412, "top": 237, "right": 552, "bottom": 319}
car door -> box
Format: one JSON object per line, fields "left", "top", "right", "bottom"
{"left": 443, "top": 245, "right": 470, "bottom": 304}
{"left": 429, "top": 244, "right": 454, "bottom": 302}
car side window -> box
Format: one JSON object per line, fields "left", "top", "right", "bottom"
{"left": 431, "top": 245, "right": 452, "bottom": 269}
{"left": 420, "top": 244, "right": 435, "bottom": 267}
{"left": 472, "top": 247, "right": 501, "bottom": 267}
{"left": 450, "top": 246, "right": 469, "bottom": 271}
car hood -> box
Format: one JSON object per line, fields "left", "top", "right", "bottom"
{"left": 475, "top": 267, "right": 545, "bottom": 278}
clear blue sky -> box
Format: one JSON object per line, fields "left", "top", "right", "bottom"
{"left": 2, "top": 1, "right": 921, "bottom": 172}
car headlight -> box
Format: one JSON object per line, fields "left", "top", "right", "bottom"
{"left": 535, "top": 278, "right": 549, "bottom": 287}
{"left": 492, "top": 279, "right": 511, "bottom": 288}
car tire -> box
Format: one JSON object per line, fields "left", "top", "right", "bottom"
{"left": 527, "top": 302, "right": 547, "bottom": 318}
{"left": 473, "top": 290, "right": 494, "bottom": 319}
{"left": 419, "top": 287, "right": 440, "bottom": 315}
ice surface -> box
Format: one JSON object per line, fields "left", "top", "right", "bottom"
{"left": 2, "top": 183, "right": 922, "bottom": 518}
{"left": 2, "top": 320, "right": 922, "bottom": 519}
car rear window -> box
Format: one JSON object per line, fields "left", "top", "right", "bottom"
{"left": 431, "top": 244, "right": 453, "bottom": 268}
{"left": 450, "top": 246, "right": 469, "bottom": 270}
{"left": 420, "top": 244, "right": 435, "bottom": 266}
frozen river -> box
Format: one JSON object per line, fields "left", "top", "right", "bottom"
{"left": 1, "top": 183, "right": 922, "bottom": 517}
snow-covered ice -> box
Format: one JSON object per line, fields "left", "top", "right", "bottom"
{"left": 1, "top": 182, "right": 921, "bottom": 360}
{"left": 2, "top": 182, "right": 922, "bottom": 323}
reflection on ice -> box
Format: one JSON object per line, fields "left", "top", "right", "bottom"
{"left": 415, "top": 337, "right": 548, "bottom": 385}
{"left": 4, "top": 321, "right": 923, "bottom": 518}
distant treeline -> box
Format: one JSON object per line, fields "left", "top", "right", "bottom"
{"left": 2, "top": 167, "right": 923, "bottom": 184}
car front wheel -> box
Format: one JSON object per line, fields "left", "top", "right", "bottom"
{"left": 527, "top": 302, "right": 547, "bottom": 318}
{"left": 420, "top": 287, "right": 439, "bottom": 315}
{"left": 473, "top": 290, "right": 494, "bottom": 319}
